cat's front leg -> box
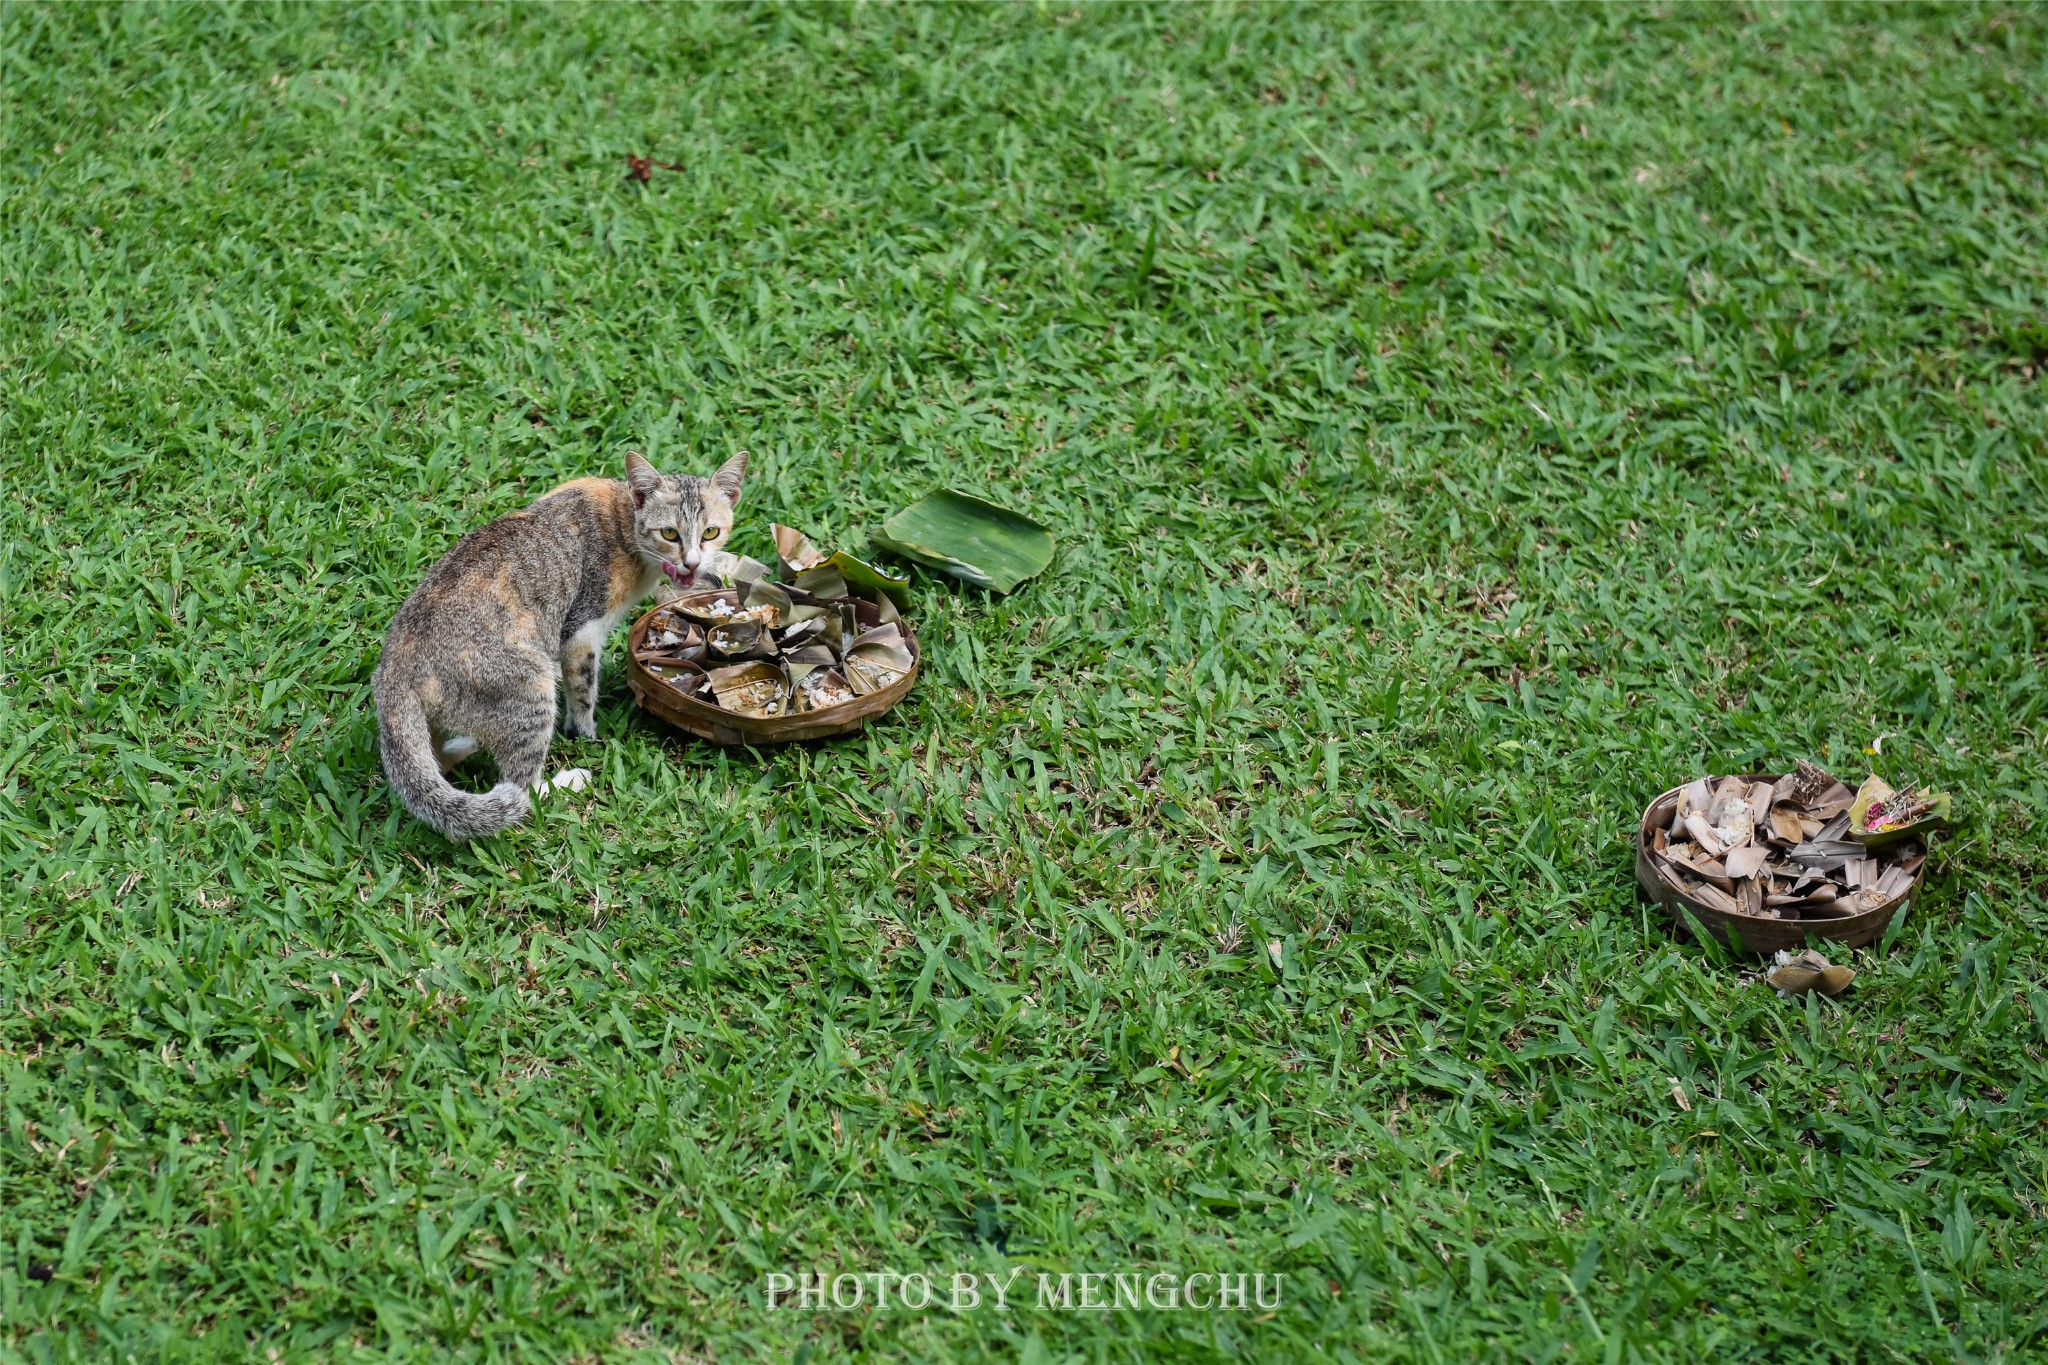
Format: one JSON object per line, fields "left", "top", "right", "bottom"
{"left": 561, "top": 630, "right": 602, "bottom": 740}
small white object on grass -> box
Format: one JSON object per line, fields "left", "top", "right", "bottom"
{"left": 538, "top": 768, "right": 591, "bottom": 795}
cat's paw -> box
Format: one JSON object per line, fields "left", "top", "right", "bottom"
{"left": 546, "top": 768, "right": 593, "bottom": 795}
{"left": 561, "top": 715, "right": 598, "bottom": 741}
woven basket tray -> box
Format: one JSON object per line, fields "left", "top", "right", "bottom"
{"left": 624, "top": 596, "right": 919, "bottom": 746}
{"left": 1635, "top": 775, "right": 1916, "bottom": 954}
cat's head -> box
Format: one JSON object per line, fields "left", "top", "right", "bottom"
{"left": 624, "top": 450, "right": 747, "bottom": 586}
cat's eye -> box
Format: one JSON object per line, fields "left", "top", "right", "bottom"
{"left": 702, "top": 527, "right": 722, "bottom": 542}
{"left": 660, "top": 528, "right": 680, "bottom": 541}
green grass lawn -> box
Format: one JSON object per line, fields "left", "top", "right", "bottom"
{"left": 4, "top": 2, "right": 2048, "bottom": 1360}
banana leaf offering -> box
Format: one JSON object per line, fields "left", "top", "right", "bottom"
{"left": 631, "top": 525, "right": 915, "bottom": 718}
{"left": 1644, "top": 759, "right": 1944, "bottom": 921}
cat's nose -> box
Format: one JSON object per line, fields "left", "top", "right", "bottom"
{"left": 684, "top": 546, "right": 702, "bottom": 569}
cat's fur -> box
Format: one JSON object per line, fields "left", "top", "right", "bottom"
{"left": 374, "top": 450, "right": 745, "bottom": 839}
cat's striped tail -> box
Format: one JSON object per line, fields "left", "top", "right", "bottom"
{"left": 374, "top": 684, "right": 529, "bottom": 840}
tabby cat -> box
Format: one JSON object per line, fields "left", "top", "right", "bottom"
{"left": 374, "top": 450, "right": 745, "bottom": 839}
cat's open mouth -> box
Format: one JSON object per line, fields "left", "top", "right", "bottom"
{"left": 661, "top": 560, "right": 696, "bottom": 589}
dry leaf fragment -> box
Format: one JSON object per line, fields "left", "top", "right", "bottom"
{"left": 1787, "top": 759, "right": 1840, "bottom": 806}
{"left": 1807, "top": 789, "right": 1854, "bottom": 820}
{"left": 1724, "top": 846, "right": 1769, "bottom": 880}
{"left": 1669, "top": 1078, "right": 1692, "bottom": 1112}
{"left": 1684, "top": 814, "right": 1727, "bottom": 858}
{"left": 1655, "top": 859, "right": 1697, "bottom": 897}
{"left": 771, "top": 524, "right": 831, "bottom": 576}
{"left": 625, "top": 154, "right": 683, "bottom": 182}
{"left": 1768, "top": 949, "right": 1854, "bottom": 997}
{"left": 1789, "top": 841, "right": 1860, "bottom": 870}
{"left": 1689, "top": 882, "right": 1741, "bottom": 914}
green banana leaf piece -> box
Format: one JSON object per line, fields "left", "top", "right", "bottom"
{"left": 825, "top": 550, "right": 910, "bottom": 602}
{"left": 873, "top": 490, "right": 1053, "bottom": 593}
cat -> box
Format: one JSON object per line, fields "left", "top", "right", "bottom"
{"left": 374, "top": 450, "right": 746, "bottom": 839}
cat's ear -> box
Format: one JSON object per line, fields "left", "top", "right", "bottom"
{"left": 711, "top": 450, "right": 748, "bottom": 505}
{"left": 624, "top": 451, "right": 662, "bottom": 508}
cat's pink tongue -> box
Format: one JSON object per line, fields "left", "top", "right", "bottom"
{"left": 662, "top": 561, "right": 693, "bottom": 588}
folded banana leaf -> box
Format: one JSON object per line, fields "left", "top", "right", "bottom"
{"left": 742, "top": 577, "right": 791, "bottom": 620}
{"left": 706, "top": 620, "right": 772, "bottom": 658}
{"left": 779, "top": 616, "right": 828, "bottom": 649}
{"left": 843, "top": 634, "right": 914, "bottom": 695}
{"left": 783, "top": 644, "right": 836, "bottom": 669}
{"left": 787, "top": 652, "right": 858, "bottom": 711}
{"left": 874, "top": 489, "right": 1053, "bottom": 593}
{"left": 792, "top": 564, "right": 850, "bottom": 602}
{"left": 727, "top": 555, "right": 773, "bottom": 586}
{"left": 1848, "top": 774, "right": 1952, "bottom": 852}
{"left": 638, "top": 611, "right": 705, "bottom": 662}
{"left": 706, "top": 661, "right": 790, "bottom": 717}
{"left": 675, "top": 588, "right": 775, "bottom": 627}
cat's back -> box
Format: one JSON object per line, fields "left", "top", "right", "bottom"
{"left": 383, "top": 481, "right": 621, "bottom": 656}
